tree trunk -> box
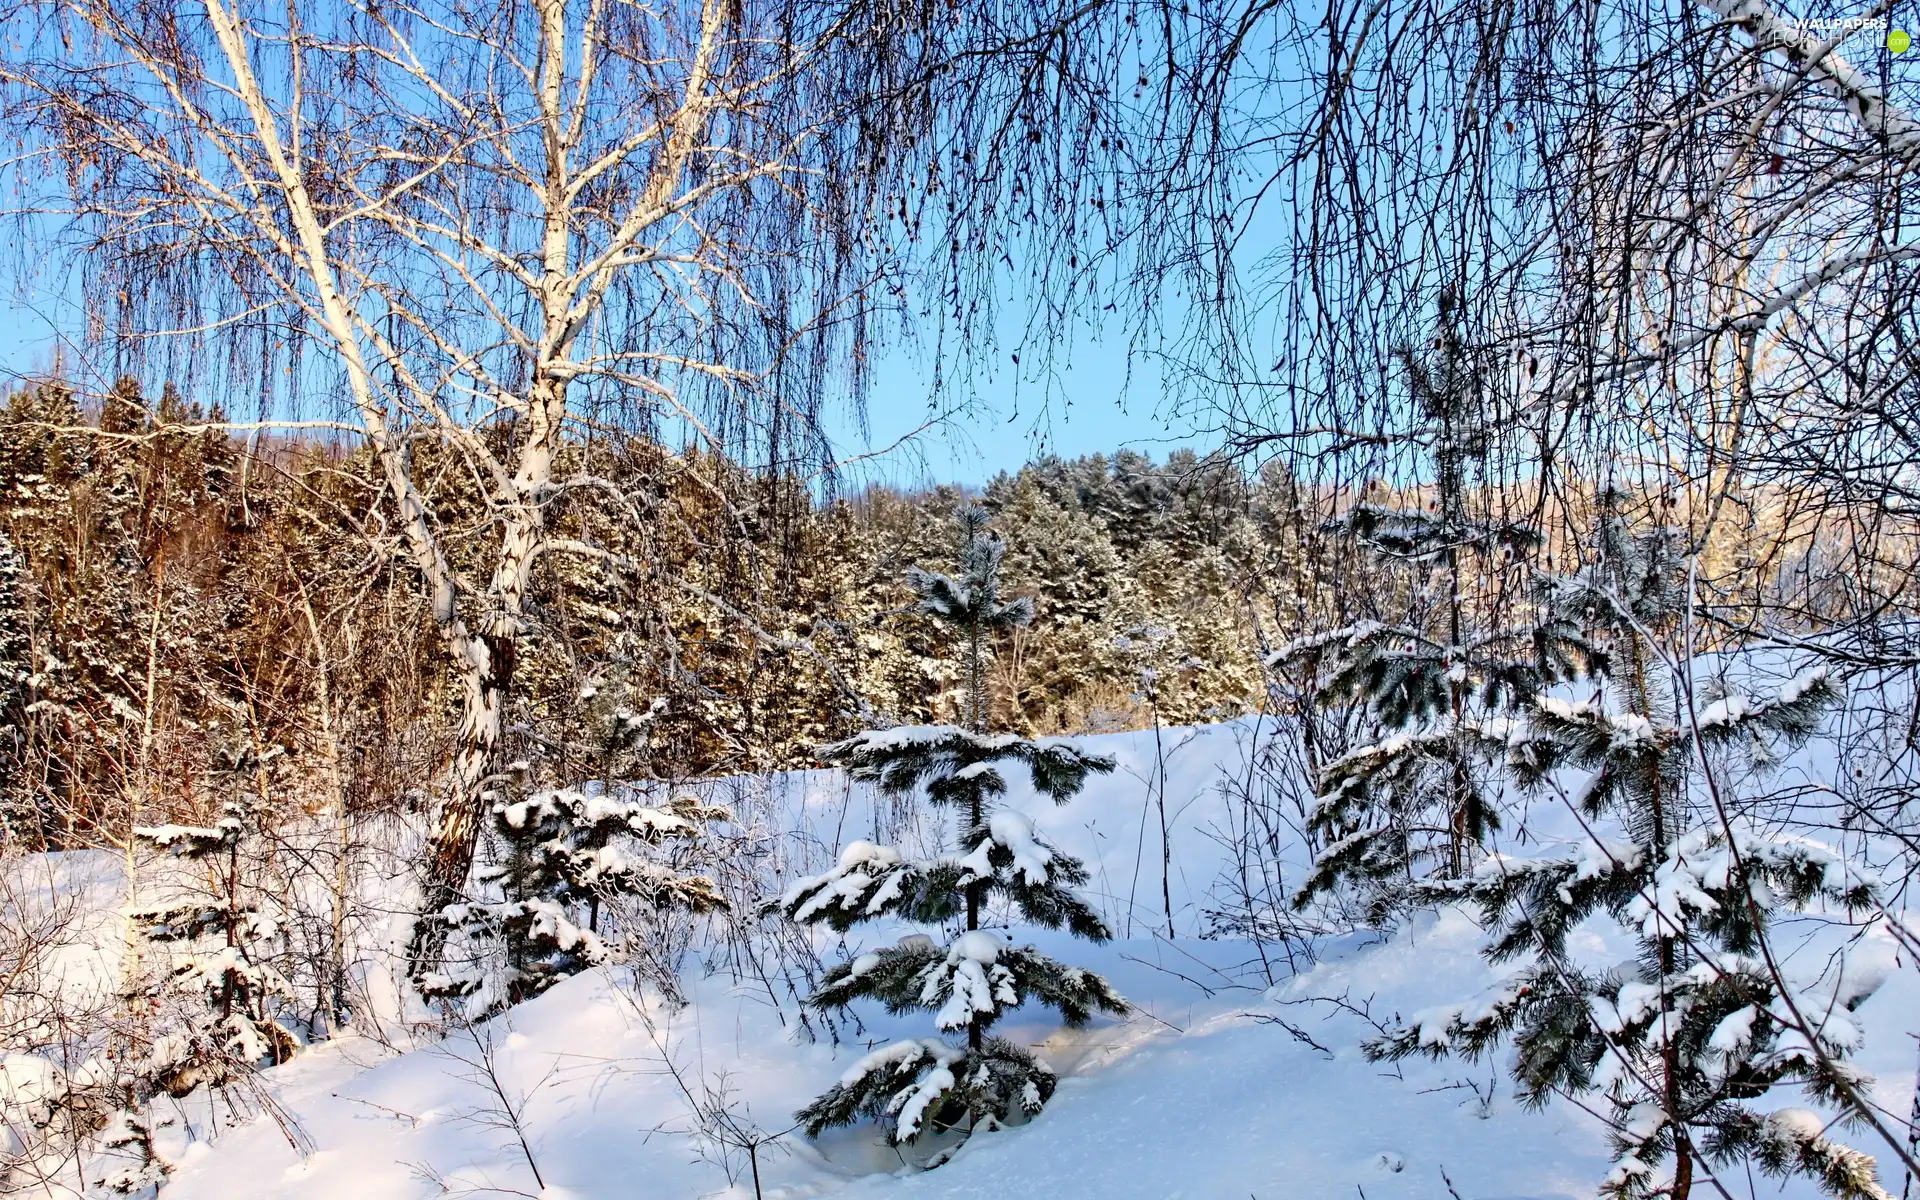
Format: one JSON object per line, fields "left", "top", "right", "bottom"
{"left": 1902, "top": 1043, "right": 1918, "bottom": 1199}
{"left": 1151, "top": 686, "right": 1173, "bottom": 939}
{"left": 966, "top": 613, "right": 985, "bottom": 1051}
{"left": 411, "top": 605, "right": 512, "bottom": 974}
{"left": 410, "top": 384, "right": 557, "bottom": 976}
{"left": 965, "top": 768, "right": 984, "bottom": 1052}
{"left": 1440, "top": 373, "right": 1470, "bottom": 879}
{"left": 1629, "top": 625, "right": 1689, "bottom": 1200}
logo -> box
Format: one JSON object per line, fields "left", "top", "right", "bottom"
{"left": 1790, "top": 13, "right": 1904, "bottom": 52}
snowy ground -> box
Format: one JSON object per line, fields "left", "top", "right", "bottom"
{"left": 152, "top": 925, "right": 1624, "bottom": 1200}
{"left": 14, "top": 716, "right": 1920, "bottom": 1199}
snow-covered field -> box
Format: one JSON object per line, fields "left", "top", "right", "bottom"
{"left": 11, "top": 717, "right": 1918, "bottom": 1199}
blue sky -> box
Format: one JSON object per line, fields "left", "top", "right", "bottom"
{"left": 826, "top": 337, "right": 1210, "bottom": 488}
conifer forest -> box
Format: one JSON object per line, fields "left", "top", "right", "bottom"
{"left": 2, "top": 1, "right": 1920, "bottom": 1198}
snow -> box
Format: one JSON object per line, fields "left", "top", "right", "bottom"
{"left": 132, "top": 926, "right": 1628, "bottom": 1199}
{"left": 783, "top": 841, "right": 914, "bottom": 922}
{"left": 923, "top": 934, "right": 1015, "bottom": 1030}
{"left": 1767, "top": 1107, "right": 1830, "bottom": 1143}
{"left": 839, "top": 840, "right": 897, "bottom": 870}
{"left": 1776, "top": 665, "right": 1832, "bottom": 705}
{"left": 1320, "top": 729, "right": 1449, "bottom": 776}
{"left": 887, "top": 1048, "right": 961, "bottom": 1142}
{"left": 954, "top": 810, "right": 1052, "bottom": 886}
{"left": 1694, "top": 694, "right": 1751, "bottom": 729}
{"left": 133, "top": 822, "right": 234, "bottom": 852}
{"left": 0, "top": 1053, "right": 66, "bottom": 1158}
{"left": 8, "top": 714, "right": 1916, "bottom": 1200}
{"left": 950, "top": 931, "right": 1002, "bottom": 965}
{"left": 828, "top": 725, "right": 1025, "bottom": 755}
{"left": 1708, "top": 1005, "right": 1760, "bottom": 1059}
{"left": 1268, "top": 619, "right": 1389, "bottom": 666}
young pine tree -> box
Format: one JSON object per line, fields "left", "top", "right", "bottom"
{"left": 127, "top": 750, "right": 298, "bottom": 1097}
{"left": 769, "top": 507, "right": 1126, "bottom": 1156}
{"left": 94, "top": 1105, "right": 170, "bottom": 1195}
{"left": 1369, "top": 510, "right": 1893, "bottom": 1200}
{"left": 1287, "top": 320, "right": 1591, "bottom": 914}
{"left": 419, "top": 785, "right": 730, "bottom": 1017}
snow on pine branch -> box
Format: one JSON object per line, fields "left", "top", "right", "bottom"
{"left": 956, "top": 810, "right": 1053, "bottom": 887}
{"left": 1623, "top": 825, "right": 1881, "bottom": 944}
{"left": 819, "top": 724, "right": 1116, "bottom": 805}
{"left": 1754, "top": 1108, "right": 1895, "bottom": 1200}
{"left": 134, "top": 818, "right": 241, "bottom": 858}
{"left": 833, "top": 1038, "right": 965, "bottom": 1143}
{"left": 1690, "top": 666, "right": 1836, "bottom": 742}
{"left": 770, "top": 841, "right": 927, "bottom": 928}
{"left": 1268, "top": 620, "right": 1416, "bottom": 668}
{"left": 922, "top": 932, "right": 1019, "bottom": 1032}
{"left": 497, "top": 788, "right": 729, "bottom": 843}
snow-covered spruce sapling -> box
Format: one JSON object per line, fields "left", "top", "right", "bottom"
{"left": 419, "top": 787, "right": 729, "bottom": 1018}
{"left": 128, "top": 788, "right": 297, "bottom": 1097}
{"left": 1286, "top": 325, "right": 1594, "bottom": 915}
{"left": 95, "top": 1106, "right": 169, "bottom": 1195}
{"left": 777, "top": 730, "right": 1127, "bottom": 1150}
{"left": 909, "top": 505, "right": 1035, "bottom": 732}
{"left": 768, "top": 508, "right": 1126, "bottom": 1152}
{"left": 1371, "top": 516, "right": 1894, "bottom": 1199}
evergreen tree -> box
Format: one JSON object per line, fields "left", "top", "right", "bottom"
{"left": 1368, "top": 510, "right": 1892, "bottom": 1200}
{"left": 127, "top": 749, "right": 298, "bottom": 1097}
{"left": 770, "top": 508, "right": 1126, "bottom": 1157}
{"left": 583, "top": 669, "right": 671, "bottom": 788}
{"left": 989, "top": 475, "right": 1126, "bottom": 730}
{"left": 419, "top": 786, "right": 730, "bottom": 1016}
{"left": 1287, "top": 324, "right": 1589, "bottom": 913}
{"left": 910, "top": 506, "right": 1036, "bottom": 733}
{"left": 95, "top": 1107, "right": 170, "bottom": 1196}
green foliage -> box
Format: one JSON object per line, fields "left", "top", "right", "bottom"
{"left": 128, "top": 777, "right": 298, "bottom": 1097}
{"left": 1371, "top": 824, "right": 1886, "bottom": 1198}
{"left": 810, "top": 936, "right": 1125, "bottom": 1031}
{"left": 1723, "top": 1108, "right": 1896, "bottom": 1200}
{"left": 1287, "top": 337, "right": 1592, "bottom": 913}
{"left": 821, "top": 725, "right": 1114, "bottom": 809}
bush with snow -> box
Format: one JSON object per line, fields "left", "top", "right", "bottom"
{"left": 130, "top": 793, "right": 298, "bottom": 1097}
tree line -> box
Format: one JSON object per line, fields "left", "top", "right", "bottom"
{"left": 0, "top": 376, "right": 1293, "bottom": 851}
